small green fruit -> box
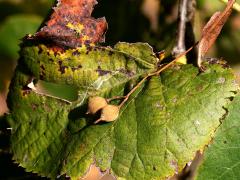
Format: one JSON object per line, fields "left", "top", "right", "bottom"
{"left": 87, "top": 96, "right": 107, "bottom": 114}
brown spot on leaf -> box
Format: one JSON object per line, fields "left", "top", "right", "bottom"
{"left": 31, "top": 104, "right": 38, "bottom": 111}
{"left": 40, "top": 65, "right": 46, "bottom": 79}
{"left": 96, "top": 66, "right": 111, "bottom": 76}
{"left": 172, "top": 98, "right": 177, "bottom": 103}
{"left": 49, "top": 46, "right": 65, "bottom": 55}
{"left": 119, "top": 68, "right": 135, "bottom": 77}
{"left": 202, "top": 57, "right": 229, "bottom": 69}
{"left": 49, "top": 58, "right": 54, "bottom": 62}
{"left": 216, "top": 77, "right": 226, "bottom": 84}
{"left": 170, "top": 160, "right": 178, "bottom": 173}
{"left": 108, "top": 51, "right": 114, "bottom": 56}
{"left": 38, "top": 47, "right": 43, "bottom": 54}
{"left": 58, "top": 61, "right": 67, "bottom": 74}
{"left": 155, "top": 102, "right": 164, "bottom": 110}
{"left": 71, "top": 65, "right": 82, "bottom": 71}
{"left": 44, "top": 104, "right": 52, "bottom": 112}
{"left": 196, "top": 84, "right": 204, "bottom": 92}
{"left": 40, "top": 65, "right": 45, "bottom": 70}
{"left": 34, "top": 0, "right": 107, "bottom": 48}
{"left": 22, "top": 85, "right": 32, "bottom": 96}
{"left": 72, "top": 50, "right": 81, "bottom": 56}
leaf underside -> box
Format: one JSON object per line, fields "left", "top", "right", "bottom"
{"left": 196, "top": 94, "right": 240, "bottom": 180}
{"left": 7, "top": 41, "right": 238, "bottom": 179}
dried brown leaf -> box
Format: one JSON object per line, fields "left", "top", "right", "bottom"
{"left": 34, "top": 0, "right": 107, "bottom": 48}
{"left": 141, "top": 0, "right": 160, "bottom": 32}
{"left": 198, "top": 0, "right": 235, "bottom": 66}
{"left": 0, "top": 93, "right": 8, "bottom": 116}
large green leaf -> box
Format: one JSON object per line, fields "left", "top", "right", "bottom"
{"left": 7, "top": 41, "right": 238, "bottom": 179}
{"left": 196, "top": 94, "right": 240, "bottom": 180}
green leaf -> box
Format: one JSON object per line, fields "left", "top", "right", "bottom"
{"left": 196, "top": 93, "right": 240, "bottom": 180}
{"left": 27, "top": 80, "right": 79, "bottom": 103}
{"left": 7, "top": 42, "right": 238, "bottom": 179}
{"left": 0, "top": 14, "right": 42, "bottom": 59}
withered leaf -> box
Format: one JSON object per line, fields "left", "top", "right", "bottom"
{"left": 0, "top": 93, "right": 8, "bottom": 116}
{"left": 35, "top": 0, "right": 107, "bottom": 48}
{"left": 198, "top": 0, "right": 235, "bottom": 66}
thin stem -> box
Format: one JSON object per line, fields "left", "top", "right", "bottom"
{"left": 107, "top": 96, "right": 126, "bottom": 103}
{"left": 118, "top": 75, "right": 149, "bottom": 108}
{"left": 172, "top": 0, "right": 188, "bottom": 56}
{"left": 155, "top": 41, "right": 198, "bottom": 75}
{"left": 94, "top": 118, "right": 102, "bottom": 124}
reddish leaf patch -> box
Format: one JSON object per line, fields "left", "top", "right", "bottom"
{"left": 35, "top": 0, "right": 107, "bottom": 48}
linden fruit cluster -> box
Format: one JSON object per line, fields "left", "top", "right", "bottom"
{"left": 87, "top": 96, "right": 120, "bottom": 124}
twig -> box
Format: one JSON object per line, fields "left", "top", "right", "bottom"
{"left": 106, "top": 96, "right": 126, "bottom": 102}
{"left": 118, "top": 73, "right": 149, "bottom": 108}
{"left": 172, "top": 0, "right": 188, "bottom": 57}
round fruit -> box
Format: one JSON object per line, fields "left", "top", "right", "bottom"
{"left": 94, "top": 105, "right": 119, "bottom": 124}
{"left": 86, "top": 96, "right": 107, "bottom": 114}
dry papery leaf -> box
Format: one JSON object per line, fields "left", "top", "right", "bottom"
{"left": 198, "top": 0, "right": 235, "bottom": 67}
{"left": 34, "top": 0, "right": 107, "bottom": 48}
{"left": 0, "top": 93, "right": 8, "bottom": 116}
{"left": 141, "top": 0, "right": 160, "bottom": 32}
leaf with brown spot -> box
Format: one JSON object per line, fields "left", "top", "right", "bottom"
{"left": 35, "top": 0, "right": 107, "bottom": 48}
{"left": 198, "top": 0, "right": 235, "bottom": 66}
